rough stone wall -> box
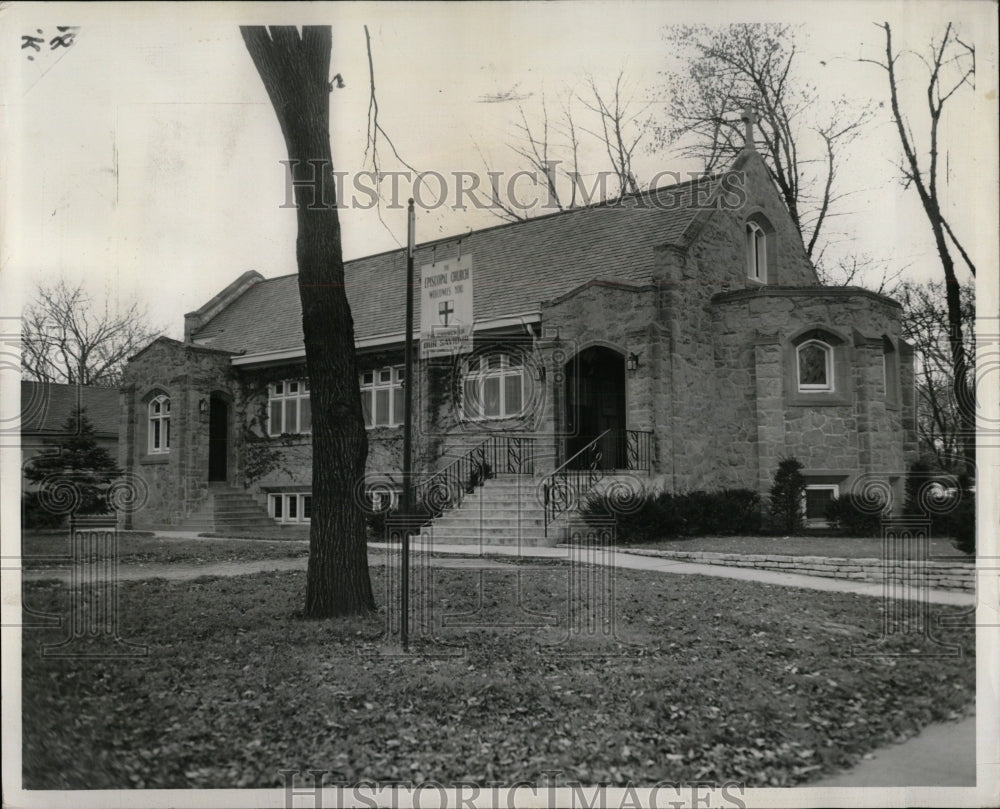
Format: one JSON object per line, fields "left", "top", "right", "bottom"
{"left": 724, "top": 151, "right": 819, "bottom": 288}
{"left": 540, "top": 280, "right": 659, "bottom": 471}
{"left": 652, "top": 153, "right": 819, "bottom": 492}
{"left": 119, "top": 339, "right": 237, "bottom": 528}
{"left": 647, "top": 150, "right": 915, "bottom": 499}
{"left": 710, "top": 289, "right": 917, "bottom": 505}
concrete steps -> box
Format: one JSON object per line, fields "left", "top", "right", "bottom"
{"left": 176, "top": 487, "right": 276, "bottom": 533}
{"left": 421, "top": 471, "right": 653, "bottom": 546}
{"left": 425, "top": 475, "right": 556, "bottom": 546}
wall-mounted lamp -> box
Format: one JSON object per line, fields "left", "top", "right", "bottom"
{"left": 199, "top": 398, "right": 208, "bottom": 415}
{"left": 626, "top": 352, "right": 640, "bottom": 372}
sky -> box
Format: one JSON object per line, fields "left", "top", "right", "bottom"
{"left": 1, "top": 1, "right": 997, "bottom": 342}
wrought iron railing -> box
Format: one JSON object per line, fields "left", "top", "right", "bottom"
{"left": 624, "top": 429, "right": 652, "bottom": 472}
{"left": 542, "top": 429, "right": 611, "bottom": 536}
{"left": 411, "top": 434, "right": 535, "bottom": 520}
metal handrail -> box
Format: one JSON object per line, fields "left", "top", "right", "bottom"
{"left": 624, "top": 429, "right": 653, "bottom": 472}
{"left": 411, "top": 434, "right": 535, "bottom": 521}
{"left": 541, "top": 429, "right": 612, "bottom": 536}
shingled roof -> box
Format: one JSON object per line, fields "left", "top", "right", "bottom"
{"left": 20, "top": 381, "right": 120, "bottom": 437}
{"left": 191, "top": 174, "right": 724, "bottom": 356}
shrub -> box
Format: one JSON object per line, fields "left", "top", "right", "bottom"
{"left": 23, "top": 407, "right": 122, "bottom": 518}
{"left": 903, "top": 457, "right": 938, "bottom": 517}
{"left": 768, "top": 457, "right": 805, "bottom": 534}
{"left": 902, "top": 459, "right": 976, "bottom": 554}
{"left": 824, "top": 494, "right": 886, "bottom": 537}
{"left": 947, "top": 493, "right": 975, "bottom": 555}
{"left": 582, "top": 488, "right": 761, "bottom": 544}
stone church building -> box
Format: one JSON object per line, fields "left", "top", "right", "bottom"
{"left": 119, "top": 142, "right": 917, "bottom": 538}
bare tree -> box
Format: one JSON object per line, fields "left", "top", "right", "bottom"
{"left": 815, "top": 253, "right": 905, "bottom": 294}
{"left": 863, "top": 22, "right": 977, "bottom": 471}
{"left": 241, "top": 25, "right": 375, "bottom": 618}
{"left": 578, "top": 74, "right": 644, "bottom": 197}
{"left": 479, "top": 71, "right": 648, "bottom": 221}
{"left": 21, "top": 278, "right": 160, "bottom": 387}
{"left": 657, "top": 24, "right": 871, "bottom": 262}
{"left": 896, "top": 280, "right": 975, "bottom": 471}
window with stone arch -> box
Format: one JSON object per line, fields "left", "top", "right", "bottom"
{"left": 148, "top": 393, "right": 171, "bottom": 454}
{"left": 745, "top": 215, "right": 772, "bottom": 283}
{"left": 796, "top": 339, "right": 834, "bottom": 392}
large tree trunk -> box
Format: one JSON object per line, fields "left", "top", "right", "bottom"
{"left": 241, "top": 26, "right": 375, "bottom": 616}
{"left": 933, "top": 225, "right": 976, "bottom": 476}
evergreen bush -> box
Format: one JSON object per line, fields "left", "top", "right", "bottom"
{"left": 581, "top": 488, "right": 761, "bottom": 544}
{"left": 22, "top": 406, "right": 122, "bottom": 527}
{"left": 768, "top": 457, "right": 805, "bottom": 534}
{"left": 824, "top": 493, "right": 886, "bottom": 537}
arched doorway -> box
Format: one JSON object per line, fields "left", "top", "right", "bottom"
{"left": 208, "top": 395, "right": 229, "bottom": 482}
{"left": 564, "top": 346, "right": 626, "bottom": 470}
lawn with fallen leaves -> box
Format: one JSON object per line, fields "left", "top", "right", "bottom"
{"left": 21, "top": 532, "right": 309, "bottom": 569}
{"left": 22, "top": 564, "right": 974, "bottom": 789}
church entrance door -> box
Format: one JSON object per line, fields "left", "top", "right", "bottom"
{"left": 563, "top": 346, "right": 627, "bottom": 470}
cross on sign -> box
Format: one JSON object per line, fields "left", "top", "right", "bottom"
{"left": 438, "top": 300, "right": 454, "bottom": 326}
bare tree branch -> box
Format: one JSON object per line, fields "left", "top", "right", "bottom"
{"left": 655, "top": 23, "right": 874, "bottom": 260}
{"left": 867, "top": 21, "right": 977, "bottom": 470}
{"left": 476, "top": 71, "right": 648, "bottom": 221}
{"left": 21, "top": 279, "right": 161, "bottom": 387}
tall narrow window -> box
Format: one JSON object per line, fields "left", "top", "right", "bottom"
{"left": 746, "top": 220, "right": 767, "bottom": 282}
{"left": 797, "top": 340, "right": 833, "bottom": 392}
{"left": 148, "top": 394, "right": 171, "bottom": 454}
{"left": 882, "top": 336, "right": 899, "bottom": 404}
{"left": 359, "top": 366, "right": 404, "bottom": 428}
{"left": 268, "top": 380, "right": 311, "bottom": 436}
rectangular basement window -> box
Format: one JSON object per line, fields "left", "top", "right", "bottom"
{"left": 268, "top": 493, "right": 312, "bottom": 524}
{"left": 803, "top": 484, "right": 839, "bottom": 526}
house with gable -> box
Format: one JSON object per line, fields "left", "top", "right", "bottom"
{"left": 118, "top": 133, "right": 917, "bottom": 538}
{"left": 21, "top": 381, "right": 120, "bottom": 492}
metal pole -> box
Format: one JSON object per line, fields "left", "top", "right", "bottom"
{"left": 401, "top": 199, "right": 415, "bottom": 651}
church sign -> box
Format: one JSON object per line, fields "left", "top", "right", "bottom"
{"left": 419, "top": 255, "right": 474, "bottom": 358}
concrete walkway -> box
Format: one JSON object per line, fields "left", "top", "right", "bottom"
{"left": 21, "top": 536, "right": 979, "bottom": 788}
{"left": 370, "top": 541, "right": 976, "bottom": 605}
{"left": 809, "top": 715, "right": 976, "bottom": 787}
{"left": 25, "top": 539, "right": 974, "bottom": 606}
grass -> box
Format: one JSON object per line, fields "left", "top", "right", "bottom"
{"left": 20, "top": 532, "right": 308, "bottom": 569}
{"left": 201, "top": 527, "right": 311, "bottom": 541}
{"left": 22, "top": 564, "right": 974, "bottom": 789}
{"left": 624, "top": 534, "right": 968, "bottom": 559}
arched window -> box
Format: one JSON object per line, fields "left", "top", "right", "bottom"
{"left": 796, "top": 340, "right": 833, "bottom": 392}
{"left": 746, "top": 220, "right": 767, "bottom": 282}
{"left": 148, "top": 394, "right": 171, "bottom": 453}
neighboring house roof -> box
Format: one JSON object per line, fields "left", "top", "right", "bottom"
{"left": 20, "top": 381, "right": 120, "bottom": 438}
{"left": 190, "top": 173, "right": 726, "bottom": 356}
